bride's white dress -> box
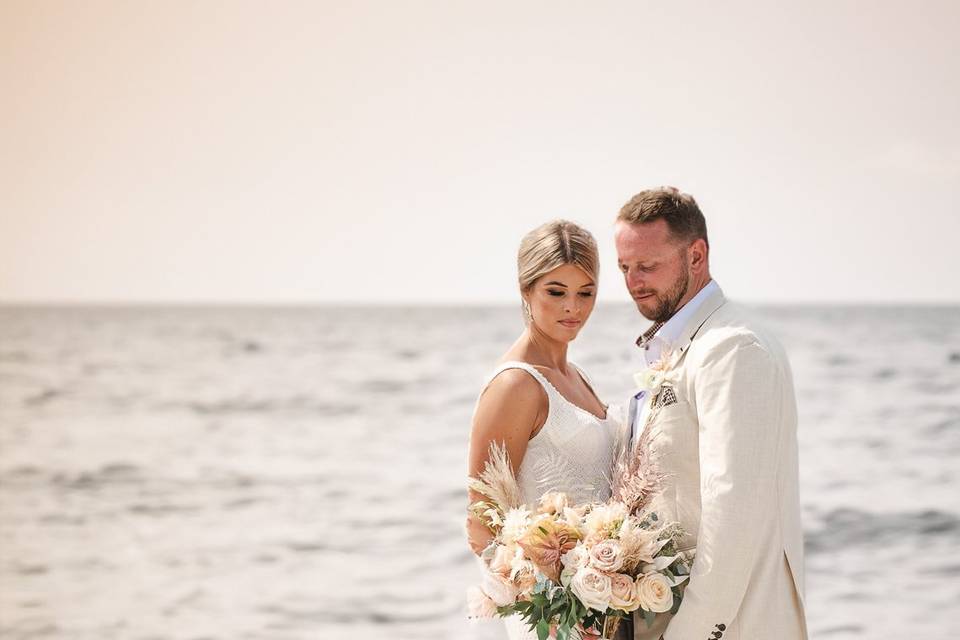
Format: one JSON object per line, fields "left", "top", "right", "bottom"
{"left": 477, "top": 361, "right": 622, "bottom": 640}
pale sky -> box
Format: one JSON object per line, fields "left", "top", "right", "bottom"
{"left": 2, "top": 1, "right": 958, "bottom": 305}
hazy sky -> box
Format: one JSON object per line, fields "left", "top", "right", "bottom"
{"left": 2, "top": 1, "right": 958, "bottom": 304}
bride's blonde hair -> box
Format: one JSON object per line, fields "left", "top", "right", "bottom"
{"left": 518, "top": 220, "right": 599, "bottom": 307}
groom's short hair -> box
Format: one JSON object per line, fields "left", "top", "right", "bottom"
{"left": 617, "top": 186, "right": 709, "bottom": 249}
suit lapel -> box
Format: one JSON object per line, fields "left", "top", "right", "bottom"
{"left": 629, "top": 285, "right": 728, "bottom": 448}
{"left": 668, "top": 285, "right": 728, "bottom": 361}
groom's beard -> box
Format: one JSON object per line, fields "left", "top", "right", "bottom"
{"left": 642, "top": 269, "right": 690, "bottom": 323}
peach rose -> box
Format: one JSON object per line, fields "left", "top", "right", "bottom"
{"left": 589, "top": 539, "right": 624, "bottom": 573}
{"left": 609, "top": 572, "right": 642, "bottom": 612}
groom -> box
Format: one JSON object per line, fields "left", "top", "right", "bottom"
{"left": 615, "top": 187, "right": 808, "bottom": 640}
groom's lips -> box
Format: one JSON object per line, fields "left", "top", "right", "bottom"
{"left": 634, "top": 293, "right": 655, "bottom": 301}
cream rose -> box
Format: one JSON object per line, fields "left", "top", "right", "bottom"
{"left": 589, "top": 539, "right": 624, "bottom": 573}
{"left": 570, "top": 567, "right": 612, "bottom": 612}
{"left": 609, "top": 572, "right": 642, "bottom": 612}
{"left": 636, "top": 572, "right": 674, "bottom": 613}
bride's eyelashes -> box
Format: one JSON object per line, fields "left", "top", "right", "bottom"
{"left": 546, "top": 289, "right": 594, "bottom": 298}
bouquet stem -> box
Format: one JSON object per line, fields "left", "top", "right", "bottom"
{"left": 599, "top": 615, "right": 621, "bottom": 640}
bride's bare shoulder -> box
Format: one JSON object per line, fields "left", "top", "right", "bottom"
{"left": 476, "top": 365, "right": 546, "bottom": 416}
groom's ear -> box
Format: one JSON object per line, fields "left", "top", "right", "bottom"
{"left": 688, "top": 238, "right": 708, "bottom": 270}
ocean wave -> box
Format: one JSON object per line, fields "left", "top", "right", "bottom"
{"left": 806, "top": 508, "right": 960, "bottom": 554}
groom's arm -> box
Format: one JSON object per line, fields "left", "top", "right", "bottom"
{"left": 662, "top": 334, "right": 784, "bottom": 640}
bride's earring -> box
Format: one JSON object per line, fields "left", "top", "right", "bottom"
{"left": 522, "top": 300, "right": 533, "bottom": 324}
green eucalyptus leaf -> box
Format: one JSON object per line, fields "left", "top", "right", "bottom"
{"left": 536, "top": 618, "right": 549, "bottom": 640}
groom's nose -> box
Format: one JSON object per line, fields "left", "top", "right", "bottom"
{"left": 625, "top": 269, "right": 645, "bottom": 289}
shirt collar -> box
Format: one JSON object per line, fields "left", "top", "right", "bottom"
{"left": 636, "top": 279, "right": 720, "bottom": 364}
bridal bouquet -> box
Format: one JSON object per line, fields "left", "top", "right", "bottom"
{"left": 467, "top": 433, "right": 691, "bottom": 640}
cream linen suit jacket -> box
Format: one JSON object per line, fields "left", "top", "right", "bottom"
{"left": 628, "top": 286, "right": 808, "bottom": 640}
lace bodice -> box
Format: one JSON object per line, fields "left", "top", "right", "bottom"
{"left": 479, "top": 360, "right": 621, "bottom": 510}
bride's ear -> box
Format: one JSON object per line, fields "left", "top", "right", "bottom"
{"left": 520, "top": 285, "right": 532, "bottom": 305}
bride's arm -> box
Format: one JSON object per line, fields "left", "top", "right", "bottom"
{"left": 465, "top": 369, "right": 547, "bottom": 555}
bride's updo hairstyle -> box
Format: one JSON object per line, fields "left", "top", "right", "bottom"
{"left": 517, "top": 220, "right": 599, "bottom": 323}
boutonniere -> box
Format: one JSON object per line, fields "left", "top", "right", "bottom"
{"left": 632, "top": 346, "right": 682, "bottom": 398}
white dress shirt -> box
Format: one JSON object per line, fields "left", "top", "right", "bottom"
{"left": 632, "top": 279, "right": 720, "bottom": 439}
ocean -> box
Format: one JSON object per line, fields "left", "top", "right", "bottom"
{"left": 1, "top": 303, "right": 958, "bottom": 639}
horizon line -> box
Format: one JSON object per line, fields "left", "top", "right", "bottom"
{"left": 1, "top": 298, "right": 959, "bottom": 309}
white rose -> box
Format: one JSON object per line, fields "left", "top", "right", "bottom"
{"left": 636, "top": 572, "right": 674, "bottom": 613}
{"left": 589, "top": 539, "right": 624, "bottom": 573}
{"left": 466, "top": 586, "right": 498, "bottom": 619}
{"left": 609, "top": 573, "right": 642, "bottom": 612}
{"left": 570, "top": 567, "right": 613, "bottom": 612}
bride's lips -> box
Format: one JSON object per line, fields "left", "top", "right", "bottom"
{"left": 559, "top": 319, "right": 582, "bottom": 328}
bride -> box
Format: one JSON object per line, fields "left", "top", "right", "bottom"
{"left": 465, "top": 220, "right": 622, "bottom": 640}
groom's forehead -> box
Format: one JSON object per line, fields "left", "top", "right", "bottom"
{"left": 616, "top": 221, "right": 678, "bottom": 258}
